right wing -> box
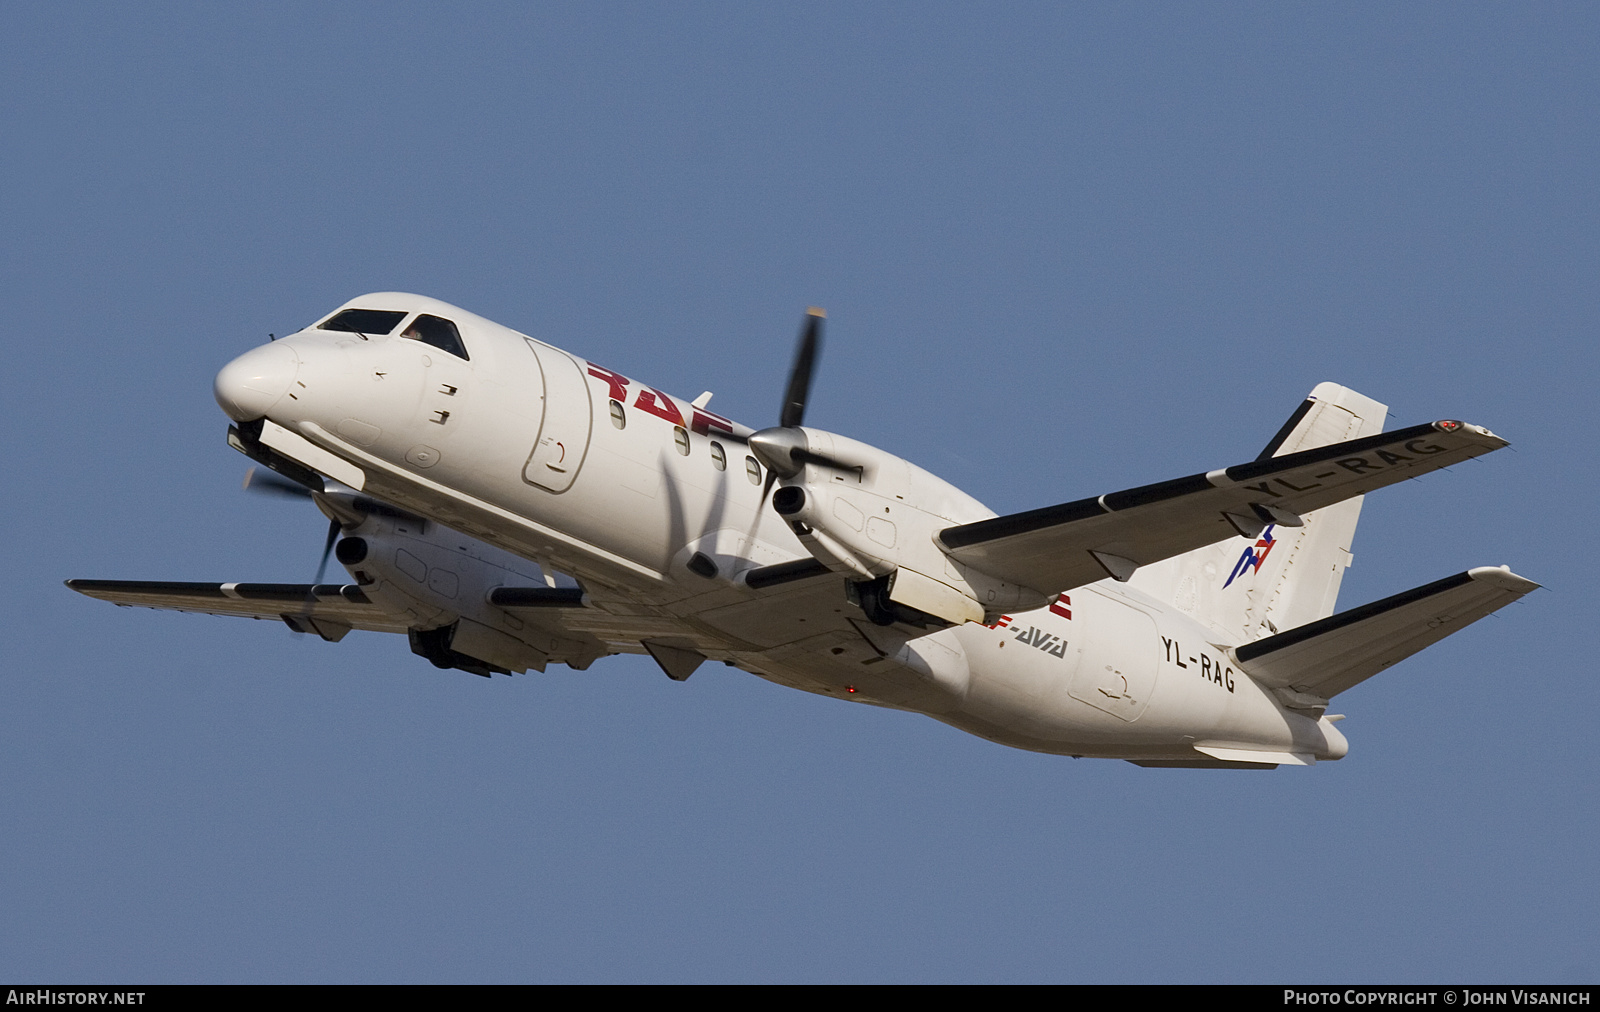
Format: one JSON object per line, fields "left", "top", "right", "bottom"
{"left": 938, "top": 419, "right": 1507, "bottom": 597}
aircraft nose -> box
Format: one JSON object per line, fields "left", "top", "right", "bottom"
{"left": 214, "top": 342, "right": 300, "bottom": 421}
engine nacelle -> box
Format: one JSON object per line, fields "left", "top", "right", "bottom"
{"left": 772, "top": 482, "right": 891, "bottom": 581}
{"left": 335, "top": 511, "right": 599, "bottom": 675}
{"left": 773, "top": 430, "right": 1047, "bottom": 625}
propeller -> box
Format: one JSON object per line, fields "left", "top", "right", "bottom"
{"left": 724, "top": 308, "right": 866, "bottom": 502}
{"left": 241, "top": 466, "right": 432, "bottom": 636}
{"left": 243, "top": 466, "right": 343, "bottom": 590}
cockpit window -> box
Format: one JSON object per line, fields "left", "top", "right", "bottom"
{"left": 402, "top": 314, "right": 469, "bottom": 360}
{"left": 319, "top": 309, "right": 408, "bottom": 335}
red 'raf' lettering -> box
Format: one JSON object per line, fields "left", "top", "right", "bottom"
{"left": 691, "top": 408, "right": 734, "bottom": 436}
{"left": 634, "top": 386, "right": 684, "bottom": 425}
{"left": 586, "top": 364, "right": 630, "bottom": 403}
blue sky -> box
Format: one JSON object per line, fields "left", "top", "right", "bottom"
{"left": 3, "top": 3, "right": 1595, "bottom": 982}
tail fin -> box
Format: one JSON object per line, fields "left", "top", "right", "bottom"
{"left": 1127, "top": 383, "right": 1388, "bottom": 644}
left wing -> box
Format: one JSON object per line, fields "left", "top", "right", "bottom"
{"left": 66, "top": 580, "right": 410, "bottom": 640}
{"left": 938, "top": 420, "right": 1506, "bottom": 597}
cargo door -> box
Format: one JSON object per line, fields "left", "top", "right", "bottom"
{"left": 521, "top": 339, "right": 593, "bottom": 493}
{"left": 1069, "top": 591, "right": 1161, "bottom": 722}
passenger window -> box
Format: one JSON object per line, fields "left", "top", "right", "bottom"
{"left": 320, "top": 309, "right": 407, "bottom": 335}
{"left": 402, "top": 314, "right": 469, "bottom": 360}
{"left": 609, "top": 400, "right": 626, "bottom": 429}
{"left": 673, "top": 426, "right": 690, "bottom": 456}
{"left": 710, "top": 441, "right": 727, "bottom": 471}
{"left": 745, "top": 456, "right": 762, "bottom": 485}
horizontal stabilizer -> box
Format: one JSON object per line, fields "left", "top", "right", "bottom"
{"left": 938, "top": 419, "right": 1506, "bottom": 598}
{"left": 1231, "top": 566, "right": 1539, "bottom": 699}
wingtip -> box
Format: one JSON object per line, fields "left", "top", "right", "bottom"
{"left": 1466, "top": 566, "right": 1540, "bottom": 593}
{"left": 1439, "top": 419, "right": 1509, "bottom": 447}
{"left": 806, "top": 306, "right": 826, "bottom": 319}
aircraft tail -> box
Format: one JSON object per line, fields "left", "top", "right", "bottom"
{"left": 1127, "top": 383, "right": 1388, "bottom": 644}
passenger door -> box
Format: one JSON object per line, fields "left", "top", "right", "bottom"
{"left": 520, "top": 339, "right": 594, "bottom": 493}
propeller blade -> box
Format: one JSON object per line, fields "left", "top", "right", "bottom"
{"left": 790, "top": 446, "right": 867, "bottom": 478}
{"left": 243, "top": 466, "right": 316, "bottom": 499}
{"left": 778, "top": 308, "right": 824, "bottom": 429}
{"left": 313, "top": 517, "right": 340, "bottom": 585}
{"left": 289, "top": 516, "right": 343, "bottom": 632}
{"left": 759, "top": 468, "right": 779, "bottom": 511}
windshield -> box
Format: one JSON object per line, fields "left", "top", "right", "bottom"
{"left": 401, "top": 314, "right": 469, "bottom": 360}
{"left": 319, "top": 309, "right": 408, "bottom": 335}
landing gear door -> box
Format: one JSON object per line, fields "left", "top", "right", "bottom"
{"left": 521, "top": 339, "right": 593, "bottom": 494}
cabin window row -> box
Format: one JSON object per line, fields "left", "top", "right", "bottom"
{"left": 608, "top": 398, "right": 761, "bottom": 483}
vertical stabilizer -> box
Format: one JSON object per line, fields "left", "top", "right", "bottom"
{"left": 1126, "top": 383, "right": 1388, "bottom": 644}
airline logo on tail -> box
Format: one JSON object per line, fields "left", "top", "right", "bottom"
{"left": 1223, "top": 525, "right": 1277, "bottom": 589}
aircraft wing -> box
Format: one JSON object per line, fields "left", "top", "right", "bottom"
{"left": 937, "top": 420, "right": 1507, "bottom": 597}
{"left": 65, "top": 580, "right": 410, "bottom": 640}
{"left": 1230, "top": 566, "right": 1539, "bottom": 700}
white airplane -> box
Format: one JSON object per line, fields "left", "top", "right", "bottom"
{"left": 70, "top": 293, "right": 1537, "bottom": 768}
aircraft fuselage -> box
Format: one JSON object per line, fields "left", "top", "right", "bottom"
{"left": 210, "top": 293, "right": 1356, "bottom": 764}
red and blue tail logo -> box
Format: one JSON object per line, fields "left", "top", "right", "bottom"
{"left": 1223, "top": 525, "right": 1277, "bottom": 589}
